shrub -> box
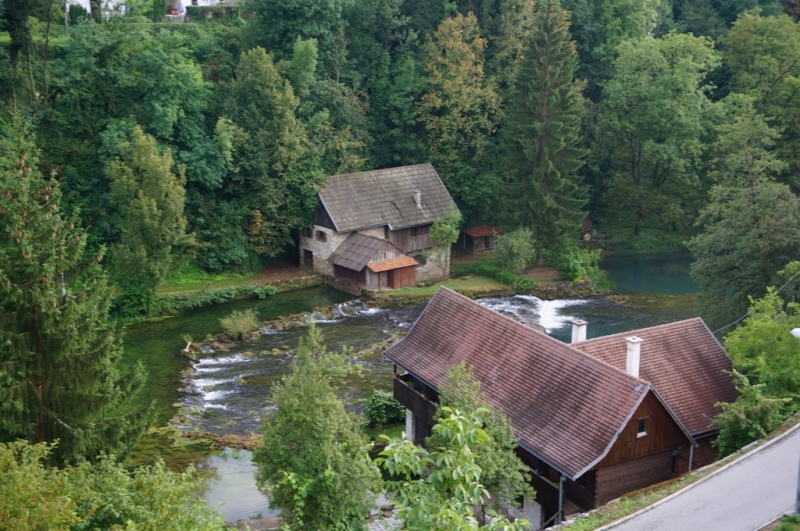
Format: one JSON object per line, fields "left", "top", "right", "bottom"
{"left": 516, "top": 277, "right": 535, "bottom": 291}
{"left": 364, "top": 391, "right": 406, "bottom": 428}
{"left": 254, "top": 285, "right": 277, "bottom": 299}
{"left": 219, "top": 309, "right": 259, "bottom": 340}
{"left": 495, "top": 228, "right": 536, "bottom": 274}
{"left": 545, "top": 238, "right": 601, "bottom": 282}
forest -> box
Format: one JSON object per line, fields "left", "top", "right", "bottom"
{"left": 3, "top": 0, "right": 800, "bottom": 528}
{"left": 1, "top": 0, "right": 800, "bottom": 322}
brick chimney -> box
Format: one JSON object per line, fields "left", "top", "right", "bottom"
{"left": 571, "top": 319, "right": 588, "bottom": 343}
{"left": 413, "top": 190, "right": 421, "bottom": 208}
{"left": 625, "top": 336, "right": 643, "bottom": 378}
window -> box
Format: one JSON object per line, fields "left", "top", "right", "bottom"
{"left": 578, "top": 476, "right": 588, "bottom": 489}
{"left": 411, "top": 225, "right": 429, "bottom": 237}
{"left": 302, "top": 227, "right": 312, "bottom": 238}
{"left": 637, "top": 418, "right": 648, "bottom": 438}
{"left": 316, "top": 230, "right": 327, "bottom": 242}
{"left": 414, "top": 254, "right": 427, "bottom": 267}
{"left": 484, "top": 236, "right": 492, "bottom": 248}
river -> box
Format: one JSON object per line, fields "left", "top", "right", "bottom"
{"left": 122, "top": 253, "right": 697, "bottom": 522}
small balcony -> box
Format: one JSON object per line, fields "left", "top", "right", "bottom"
{"left": 393, "top": 373, "right": 438, "bottom": 428}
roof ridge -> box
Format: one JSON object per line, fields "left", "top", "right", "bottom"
{"left": 435, "top": 287, "right": 650, "bottom": 385}
{"left": 574, "top": 316, "right": 705, "bottom": 346}
{"left": 327, "top": 162, "right": 433, "bottom": 181}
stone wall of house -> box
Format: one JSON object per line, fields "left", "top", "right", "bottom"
{"left": 415, "top": 247, "right": 451, "bottom": 284}
{"left": 299, "top": 225, "right": 349, "bottom": 276}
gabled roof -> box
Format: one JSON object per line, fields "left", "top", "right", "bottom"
{"left": 384, "top": 287, "right": 691, "bottom": 479}
{"left": 328, "top": 233, "right": 393, "bottom": 271}
{"left": 573, "top": 318, "right": 738, "bottom": 438}
{"left": 318, "top": 163, "right": 459, "bottom": 232}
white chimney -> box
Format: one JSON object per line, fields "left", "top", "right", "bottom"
{"left": 413, "top": 190, "right": 422, "bottom": 208}
{"left": 571, "top": 319, "right": 588, "bottom": 343}
{"left": 625, "top": 336, "right": 643, "bottom": 378}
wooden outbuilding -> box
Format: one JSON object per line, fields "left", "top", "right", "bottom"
{"left": 462, "top": 225, "right": 502, "bottom": 252}
{"left": 329, "top": 233, "right": 418, "bottom": 290}
{"left": 384, "top": 287, "right": 738, "bottom": 528}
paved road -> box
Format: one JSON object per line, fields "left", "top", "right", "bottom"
{"left": 606, "top": 425, "right": 800, "bottom": 531}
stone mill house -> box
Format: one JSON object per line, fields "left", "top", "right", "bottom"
{"left": 298, "top": 163, "right": 459, "bottom": 294}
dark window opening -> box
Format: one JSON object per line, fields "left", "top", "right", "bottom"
{"left": 484, "top": 236, "right": 492, "bottom": 248}
{"left": 414, "top": 254, "right": 427, "bottom": 267}
{"left": 316, "top": 230, "right": 327, "bottom": 242}
{"left": 637, "top": 418, "right": 648, "bottom": 437}
{"left": 411, "top": 225, "right": 429, "bottom": 237}
{"left": 578, "top": 476, "right": 588, "bottom": 489}
{"left": 302, "top": 227, "right": 312, "bottom": 238}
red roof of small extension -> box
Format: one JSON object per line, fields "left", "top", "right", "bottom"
{"left": 384, "top": 287, "right": 669, "bottom": 480}
{"left": 573, "top": 319, "right": 738, "bottom": 438}
{"left": 367, "top": 256, "right": 419, "bottom": 272}
{"left": 463, "top": 225, "right": 503, "bottom": 238}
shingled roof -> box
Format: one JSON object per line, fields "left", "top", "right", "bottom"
{"left": 328, "top": 233, "right": 398, "bottom": 271}
{"left": 384, "top": 287, "right": 689, "bottom": 479}
{"left": 318, "top": 163, "right": 458, "bottom": 232}
{"left": 573, "top": 319, "right": 738, "bottom": 438}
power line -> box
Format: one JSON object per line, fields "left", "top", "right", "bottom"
{"left": 712, "top": 269, "right": 800, "bottom": 335}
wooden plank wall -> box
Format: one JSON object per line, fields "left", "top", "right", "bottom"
{"left": 595, "top": 450, "right": 674, "bottom": 505}
{"left": 389, "top": 227, "right": 433, "bottom": 253}
{"left": 596, "top": 391, "right": 689, "bottom": 468}
{"left": 372, "top": 241, "right": 407, "bottom": 262}
{"left": 333, "top": 264, "right": 366, "bottom": 287}
{"left": 314, "top": 206, "right": 336, "bottom": 230}
{"left": 389, "top": 266, "right": 416, "bottom": 288}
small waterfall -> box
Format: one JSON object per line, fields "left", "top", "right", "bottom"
{"left": 476, "top": 294, "right": 589, "bottom": 333}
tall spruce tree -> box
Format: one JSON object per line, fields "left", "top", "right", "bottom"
{"left": 501, "top": 0, "right": 587, "bottom": 249}
{"left": 0, "top": 117, "right": 152, "bottom": 465}
{"left": 109, "top": 126, "right": 194, "bottom": 316}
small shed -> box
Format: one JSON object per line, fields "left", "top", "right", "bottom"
{"left": 462, "top": 225, "right": 503, "bottom": 253}
{"left": 328, "top": 233, "right": 418, "bottom": 290}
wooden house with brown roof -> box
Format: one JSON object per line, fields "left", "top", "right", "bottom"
{"left": 299, "top": 164, "right": 459, "bottom": 293}
{"left": 462, "top": 225, "right": 503, "bottom": 253}
{"left": 384, "top": 288, "right": 737, "bottom": 527}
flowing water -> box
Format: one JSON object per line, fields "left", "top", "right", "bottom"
{"left": 122, "top": 254, "right": 699, "bottom": 522}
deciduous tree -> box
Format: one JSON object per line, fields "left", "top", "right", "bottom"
{"left": 109, "top": 126, "right": 195, "bottom": 315}
{"left": 253, "top": 323, "right": 381, "bottom": 530}
{"left": 0, "top": 117, "right": 151, "bottom": 465}
{"left": 419, "top": 13, "right": 501, "bottom": 225}
{"left": 377, "top": 408, "right": 531, "bottom": 531}
{"left": 432, "top": 363, "right": 534, "bottom": 516}
{"left": 596, "top": 32, "right": 718, "bottom": 235}
{"left": 689, "top": 179, "right": 800, "bottom": 328}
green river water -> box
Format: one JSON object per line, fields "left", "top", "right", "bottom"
{"left": 121, "top": 253, "right": 699, "bottom": 522}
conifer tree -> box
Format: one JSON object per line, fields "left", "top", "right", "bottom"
{"left": 0, "top": 117, "right": 152, "bottom": 466}
{"left": 501, "top": 0, "right": 587, "bottom": 250}
{"left": 109, "top": 126, "right": 194, "bottom": 316}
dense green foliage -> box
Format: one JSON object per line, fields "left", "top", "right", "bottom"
{"left": 494, "top": 227, "right": 536, "bottom": 275}
{"left": 711, "top": 371, "right": 790, "bottom": 457}
{"left": 0, "top": 118, "right": 151, "bottom": 465}
{"left": 432, "top": 362, "right": 534, "bottom": 511}
{"left": 1, "top": 0, "right": 799, "bottom": 317}
{"left": 363, "top": 390, "right": 406, "bottom": 428}
{"left": 253, "top": 323, "right": 382, "bottom": 529}
{"left": 0, "top": 440, "right": 226, "bottom": 530}
{"left": 377, "top": 408, "right": 530, "bottom": 530}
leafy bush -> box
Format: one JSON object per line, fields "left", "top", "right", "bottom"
{"left": 495, "top": 228, "right": 536, "bottom": 274}
{"left": 0, "top": 441, "right": 225, "bottom": 531}
{"left": 545, "top": 238, "right": 601, "bottom": 281}
{"left": 219, "top": 309, "right": 259, "bottom": 340}
{"left": 451, "top": 260, "right": 519, "bottom": 285}
{"left": 711, "top": 371, "right": 790, "bottom": 457}
{"left": 364, "top": 391, "right": 406, "bottom": 428}
{"left": 516, "top": 277, "right": 535, "bottom": 291}
{"left": 254, "top": 285, "right": 278, "bottom": 299}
